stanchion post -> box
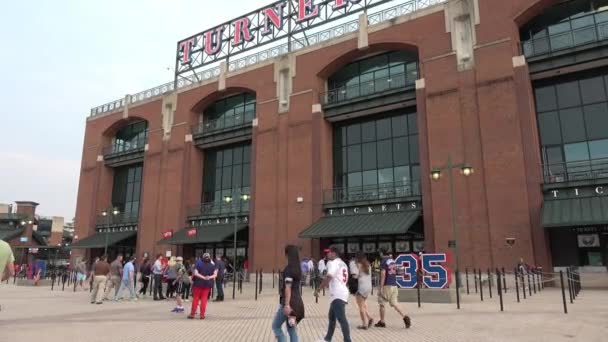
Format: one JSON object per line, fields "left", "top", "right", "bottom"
{"left": 497, "top": 269, "right": 503, "bottom": 312}
{"left": 521, "top": 271, "right": 526, "bottom": 300}
{"left": 455, "top": 268, "right": 460, "bottom": 310}
{"left": 527, "top": 272, "right": 532, "bottom": 297}
{"left": 254, "top": 270, "right": 258, "bottom": 301}
{"left": 502, "top": 267, "right": 507, "bottom": 293}
{"left": 272, "top": 269, "right": 275, "bottom": 289}
{"left": 560, "top": 271, "right": 568, "bottom": 314}
{"left": 514, "top": 267, "right": 520, "bottom": 303}
{"left": 479, "top": 269, "right": 484, "bottom": 302}
{"left": 532, "top": 269, "right": 537, "bottom": 294}
{"left": 487, "top": 268, "right": 492, "bottom": 299}
{"left": 474, "top": 268, "right": 478, "bottom": 294}
{"left": 465, "top": 268, "right": 470, "bottom": 295}
{"left": 259, "top": 270, "right": 263, "bottom": 294}
{"left": 566, "top": 268, "right": 573, "bottom": 304}
{"left": 417, "top": 269, "right": 421, "bottom": 308}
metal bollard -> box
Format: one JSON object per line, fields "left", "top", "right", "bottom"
{"left": 566, "top": 268, "right": 573, "bottom": 304}
{"left": 255, "top": 270, "right": 258, "bottom": 301}
{"left": 514, "top": 267, "right": 520, "bottom": 303}
{"left": 527, "top": 272, "right": 532, "bottom": 297}
{"left": 474, "top": 268, "right": 478, "bottom": 294}
{"left": 259, "top": 270, "right": 263, "bottom": 294}
{"left": 497, "top": 269, "right": 503, "bottom": 312}
{"left": 479, "top": 269, "right": 484, "bottom": 302}
{"left": 455, "top": 269, "right": 460, "bottom": 310}
{"left": 538, "top": 271, "right": 543, "bottom": 291}
{"left": 559, "top": 271, "right": 568, "bottom": 314}
{"left": 272, "top": 269, "right": 275, "bottom": 289}
{"left": 532, "top": 270, "right": 537, "bottom": 294}
{"left": 487, "top": 269, "right": 492, "bottom": 299}
{"left": 465, "top": 268, "right": 470, "bottom": 295}
{"left": 502, "top": 267, "right": 507, "bottom": 293}
{"left": 417, "top": 270, "right": 421, "bottom": 308}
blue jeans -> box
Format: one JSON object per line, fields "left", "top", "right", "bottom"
{"left": 114, "top": 279, "right": 136, "bottom": 300}
{"left": 216, "top": 278, "right": 224, "bottom": 298}
{"left": 324, "top": 300, "right": 351, "bottom": 342}
{"left": 271, "top": 305, "right": 298, "bottom": 342}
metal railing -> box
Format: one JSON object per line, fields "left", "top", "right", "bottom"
{"left": 188, "top": 200, "right": 250, "bottom": 218}
{"left": 542, "top": 158, "right": 608, "bottom": 183}
{"left": 321, "top": 71, "right": 417, "bottom": 106}
{"left": 103, "top": 137, "right": 147, "bottom": 157}
{"left": 192, "top": 110, "right": 256, "bottom": 136}
{"left": 522, "top": 10, "right": 608, "bottom": 58}
{"left": 324, "top": 180, "right": 421, "bottom": 204}
{"left": 89, "top": 0, "right": 446, "bottom": 118}
{"left": 95, "top": 212, "right": 139, "bottom": 226}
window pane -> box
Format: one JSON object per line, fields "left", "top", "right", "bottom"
{"left": 584, "top": 103, "right": 608, "bottom": 140}
{"left": 377, "top": 118, "right": 391, "bottom": 139}
{"left": 408, "top": 114, "right": 418, "bottom": 134}
{"left": 348, "top": 172, "right": 362, "bottom": 187}
{"left": 362, "top": 170, "right": 377, "bottom": 186}
{"left": 538, "top": 111, "right": 562, "bottom": 145}
{"left": 377, "top": 140, "right": 393, "bottom": 168}
{"left": 347, "top": 145, "right": 362, "bottom": 172}
{"left": 580, "top": 76, "right": 606, "bottom": 104}
{"left": 411, "top": 165, "right": 420, "bottom": 181}
{"left": 544, "top": 146, "right": 565, "bottom": 176}
{"left": 233, "top": 146, "right": 243, "bottom": 165}
{"left": 223, "top": 149, "right": 233, "bottom": 167}
{"left": 393, "top": 137, "right": 409, "bottom": 166}
{"left": 560, "top": 108, "right": 586, "bottom": 143}
{"left": 214, "top": 168, "right": 222, "bottom": 189}
{"left": 242, "top": 163, "right": 251, "bottom": 186}
{"left": 216, "top": 151, "right": 223, "bottom": 167}
{"left": 361, "top": 121, "right": 376, "bottom": 142}
{"left": 589, "top": 139, "right": 608, "bottom": 160}
{"left": 556, "top": 81, "right": 581, "bottom": 108}
{"left": 243, "top": 145, "right": 251, "bottom": 163}
{"left": 232, "top": 165, "right": 242, "bottom": 188}
{"left": 409, "top": 135, "right": 419, "bottom": 164}
{"left": 347, "top": 124, "right": 361, "bottom": 145}
{"left": 222, "top": 167, "right": 232, "bottom": 189}
{"left": 564, "top": 142, "right": 590, "bottom": 162}
{"left": 394, "top": 166, "right": 410, "bottom": 184}
{"left": 391, "top": 115, "right": 407, "bottom": 137}
{"left": 378, "top": 168, "right": 394, "bottom": 184}
{"left": 535, "top": 86, "right": 557, "bottom": 112}
{"left": 362, "top": 142, "right": 377, "bottom": 171}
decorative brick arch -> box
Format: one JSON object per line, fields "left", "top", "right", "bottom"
{"left": 189, "top": 86, "right": 257, "bottom": 124}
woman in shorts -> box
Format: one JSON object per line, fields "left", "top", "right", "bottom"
{"left": 355, "top": 252, "right": 374, "bottom": 330}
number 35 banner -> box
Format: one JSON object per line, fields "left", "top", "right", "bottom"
{"left": 395, "top": 253, "right": 451, "bottom": 289}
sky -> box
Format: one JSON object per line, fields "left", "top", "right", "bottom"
{"left": 0, "top": 0, "right": 271, "bottom": 220}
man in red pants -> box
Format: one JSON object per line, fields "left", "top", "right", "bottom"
{"left": 188, "top": 253, "right": 217, "bottom": 319}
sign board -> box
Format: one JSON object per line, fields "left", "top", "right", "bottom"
{"left": 394, "top": 253, "right": 451, "bottom": 289}
{"left": 161, "top": 230, "right": 174, "bottom": 239}
{"left": 20, "top": 237, "right": 28, "bottom": 242}
{"left": 578, "top": 234, "right": 600, "bottom": 247}
{"left": 175, "top": 0, "right": 404, "bottom": 79}
{"left": 187, "top": 228, "right": 197, "bottom": 237}
{"left": 165, "top": 250, "right": 172, "bottom": 257}
{"left": 447, "top": 240, "right": 456, "bottom": 248}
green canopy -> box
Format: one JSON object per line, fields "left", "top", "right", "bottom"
{"left": 299, "top": 211, "right": 421, "bottom": 238}
{"left": 69, "top": 231, "right": 136, "bottom": 249}
{"left": 543, "top": 196, "right": 608, "bottom": 227}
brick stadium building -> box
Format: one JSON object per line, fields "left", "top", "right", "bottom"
{"left": 73, "top": 0, "right": 608, "bottom": 275}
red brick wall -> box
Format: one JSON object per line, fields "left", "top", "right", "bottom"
{"left": 75, "top": 0, "right": 559, "bottom": 272}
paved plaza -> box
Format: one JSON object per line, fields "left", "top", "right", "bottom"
{"left": 0, "top": 280, "right": 606, "bottom": 342}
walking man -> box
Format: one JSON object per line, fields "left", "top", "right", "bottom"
{"left": 152, "top": 254, "right": 165, "bottom": 300}
{"left": 104, "top": 255, "right": 123, "bottom": 300}
{"left": 375, "top": 248, "right": 411, "bottom": 328}
{"left": 213, "top": 255, "right": 225, "bottom": 301}
{"left": 314, "top": 247, "right": 352, "bottom": 342}
{"left": 91, "top": 255, "right": 110, "bottom": 304}
{"left": 114, "top": 256, "right": 137, "bottom": 302}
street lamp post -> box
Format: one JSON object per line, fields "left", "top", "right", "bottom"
{"left": 101, "top": 207, "right": 120, "bottom": 256}
{"left": 430, "top": 154, "right": 474, "bottom": 309}
{"left": 224, "top": 191, "right": 251, "bottom": 300}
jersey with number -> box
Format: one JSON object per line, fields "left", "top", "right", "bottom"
{"left": 326, "top": 258, "right": 349, "bottom": 303}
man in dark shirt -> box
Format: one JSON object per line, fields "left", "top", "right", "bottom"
{"left": 375, "top": 248, "right": 411, "bottom": 329}
{"left": 91, "top": 255, "right": 110, "bottom": 304}
{"left": 214, "top": 256, "right": 226, "bottom": 301}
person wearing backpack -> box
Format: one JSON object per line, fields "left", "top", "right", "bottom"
{"left": 272, "top": 245, "right": 305, "bottom": 342}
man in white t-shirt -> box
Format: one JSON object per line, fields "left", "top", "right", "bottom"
{"left": 315, "top": 247, "right": 351, "bottom": 342}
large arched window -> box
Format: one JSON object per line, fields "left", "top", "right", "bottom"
{"left": 113, "top": 120, "right": 148, "bottom": 153}
{"left": 201, "top": 92, "right": 256, "bottom": 131}
{"left": 326, "top": 51, "right": 418, "bottom": 105}
{"left": 521, "top": 0, "right": 608, "bottom": 57}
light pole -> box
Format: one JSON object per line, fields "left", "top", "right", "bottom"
{"left": 224, "top": 191, "right": 250, "bottom": 300}
{"left": 430, "top": 154, "right": 474, "bottom": 309}
{"left": 101, "top": 207, "right": 120, "bottom": 256}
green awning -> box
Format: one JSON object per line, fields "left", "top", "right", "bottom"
{"left": 543, "top": 197, "right": 608, "bottom": 227}
{"left": 158, "top": 224, "right": 248, "bottom": 245}
{"left": 299, "top": 211, "right": 421, "bottom": 238}
{"left": 69, "top": 231, "right": 136, "bottom": 249}
{"left": 0, "top": 228, "right": 24, "bottom": 242}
